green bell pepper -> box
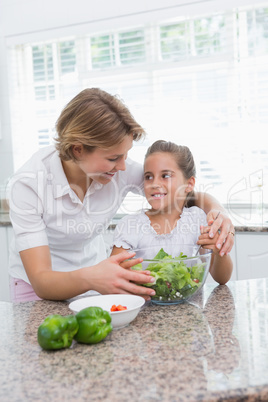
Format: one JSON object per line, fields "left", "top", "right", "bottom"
{"left": 37, "top": 314, "right": 79, "bottom": 350}
{"left": 74, "top": 306, "right": 112, "bottom": 344}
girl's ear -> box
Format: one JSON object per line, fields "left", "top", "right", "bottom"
{"left": 72, "top": 144, "right": 84, "bottom": 159}
{"left": 186, "top": 176, "right": 195, "bottom": 193}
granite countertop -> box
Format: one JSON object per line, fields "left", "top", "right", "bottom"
{"left": 1, "top": 279, "right": 268, "bottom": 401}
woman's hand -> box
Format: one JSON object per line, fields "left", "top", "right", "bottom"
{"left": 110, "top": 245, "right": 142, "bottom": 268}
{"left": 87, "top": 251, "right": 156, "bottom": 300}
{"left": 206, "top": 210, "right": 235, "bottom": 256}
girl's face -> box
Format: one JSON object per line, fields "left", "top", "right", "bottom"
{"left": 74, "top": 135, "right": 133, "bottom": 184}
{"left": 144, "top": 152, "right": 194, "bottom": 213}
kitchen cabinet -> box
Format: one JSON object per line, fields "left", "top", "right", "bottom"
{"left": 235, "top": 233, "right": 268, "bottom": 280}
{"left": 191, "top": 233, "right": 268, "bottom": 283}
{"left": 0, "top": 226, "right": 11, "bottom": 301}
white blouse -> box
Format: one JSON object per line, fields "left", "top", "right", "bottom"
{"left": 112, "top": 207, "right": 207, "bottom": 259}
{"left": 8, "top": 145, "right": 144, "bottom": 284}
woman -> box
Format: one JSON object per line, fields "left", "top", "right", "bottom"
{"left": 8, "top": 88, "right": 234, "bottom": 302}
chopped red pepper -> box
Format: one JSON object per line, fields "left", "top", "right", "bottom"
{"left": 110, "top": 304, "right": 127, "bottom": 312}
{"left": 193, "top": 279, "right": 200, "bottom": 283}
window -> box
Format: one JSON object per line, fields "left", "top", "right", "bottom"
{"left": 159, "top": 14, "right": 226, "bottom": 61}
{"left": 160, "top": 22, "right": 190, "bottom": 61}
{"left": 90, "top": 28, "right": 146, "bottom": 68}
{"left": 32, "top": 44, "right": 54, "bottom": 81}
{"left": 118, "top": 29, "right": 146, "bottom": 65}
{"left": 59, "top": 40, "right": 76, "bottom": 75}
{"left": 194, "top": 15, "right": 226, "bottom": 56}
{"left": 91, "top": 34, "right": 116, "bottom": 68}
{"left": 247, "top": 7, "right": 268, "bottom": 56}
{"left": 7, "top": 3, "right": 268, "bottom": 221}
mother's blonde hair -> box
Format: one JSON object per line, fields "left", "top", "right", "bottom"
{"left": 55, "top": 88, "right": 145, "bottom": 161}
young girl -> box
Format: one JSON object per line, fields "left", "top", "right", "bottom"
{"left": 8, "top": 89, "right": 234, "bottom": 303}
{"left": 111, "top": 140, "right": 233, "bottom": 285}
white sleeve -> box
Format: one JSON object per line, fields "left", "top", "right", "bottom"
{"left": 112, "top": 215, "right": 140, "bottom": 251}
{"left": 193, "top": 207, "right": 207, "bottom": 242}
{"left": 8, "top": 174, "right": 48, "bottom": 252}
{"left": 197, "top": 208, "right": 208, "bottom": 228}
{"left": 182, "top": 206, "right": 207, "bottom": 245}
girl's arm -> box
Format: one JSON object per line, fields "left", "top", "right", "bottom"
{"left": 197, "top": 225, "right": 233, "bottom": 285}
{"left": 194, "top": 192, "right": 235, "bottom": 256}
{"left": 111, "top": 246, "right": 127, "bottom": 255}
{"left": 19, "top": 246, "right": 155, "bottom": 300}
{"left": 208, "top": 251, "right": 233, "bottom": 285}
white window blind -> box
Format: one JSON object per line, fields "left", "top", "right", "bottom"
{"left": 7, "top": 2, "right": 268, "bottom": 222}
{"left": 91, "top": 34, "right": 116, "bottom": 68}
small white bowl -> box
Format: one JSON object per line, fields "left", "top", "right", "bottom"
{"left": 69, "top": 294, "right": 145, "bottom": 329}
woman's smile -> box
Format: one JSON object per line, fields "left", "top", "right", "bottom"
{"left": 101, "top": 171, "right": 116, "bottom": 179}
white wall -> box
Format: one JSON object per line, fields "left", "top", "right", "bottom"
{"left": 0, "top": 15, "right": 13, "bottom": 185}
{"left": 1, "top": 0, "right": 257, "bottom": 43}
{"left": 0, "top": 0, "right": 260, "bottom": 184}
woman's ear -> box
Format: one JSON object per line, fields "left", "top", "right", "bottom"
{"left": 186, "top": 176, "right": 195, "bottom": 193}
{"left": 72, "top": 144, "right": 83, "bottom": 159}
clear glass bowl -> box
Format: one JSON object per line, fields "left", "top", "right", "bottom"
{"left": 132, "top": 244, "right": 212, "bottom": 305}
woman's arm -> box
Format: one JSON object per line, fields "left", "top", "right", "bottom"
{"left": 197, "top": 224, "right": 233, "bottom": 285}
{"left": 20, "top": 246, "right": 155, "bottom": 300}
{"left": 194, "top": 192, "right": 235, "bottom": 256}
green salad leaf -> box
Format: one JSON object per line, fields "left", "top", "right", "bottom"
{"left": 133, "top": 248, "right": 206, "bottom": 302}
{"left": 154, "top": 247, "right": 169, "bottom": 259}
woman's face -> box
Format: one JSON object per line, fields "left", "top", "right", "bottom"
{"left": 144, "top": 152, "right": 191, "bottom": 213}
{"left": 75, "top": 135, "right": 133, "bottom": 184}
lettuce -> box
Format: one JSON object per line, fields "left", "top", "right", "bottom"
{"left": 154, "top": 248, "right": 169, "bottom": 259}
{"left": 137, "top": 248, "right": 206, "bottom": 302}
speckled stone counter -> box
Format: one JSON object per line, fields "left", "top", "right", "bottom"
{"left": 1, "top": 279, "right": 268, "bottom": 401}
{"left": 234, "top": 225, "right": 268, "bottom": 232}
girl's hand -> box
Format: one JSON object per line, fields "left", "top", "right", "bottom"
{"left": 197, "top": 225, "right": 221, "bottom": 255}
{"left": 206, "top": 210, "right": 235, "bottom": 255}
{"left": 88, "top": 251, "right": 156, "bottom": 300}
